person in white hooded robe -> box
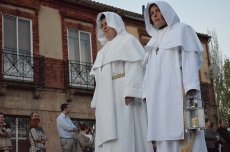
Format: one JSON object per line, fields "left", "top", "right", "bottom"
{"left": 143, "top": 1, "right": 207, "bottom": 152}
{"left": 90, "top": 12, "right": 154, "bottom": 152}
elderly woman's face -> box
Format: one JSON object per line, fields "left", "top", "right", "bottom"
{"left": 101, "top": 18, "right": 117, "bottom": 41}
{"left": 149, "top": 5, "right": 167, "bottom": 29}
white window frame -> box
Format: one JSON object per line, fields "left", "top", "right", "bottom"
{"left": 67, "top": 28, "right": 93, "bottom": 88}
{"left": 5, "top": 116, "right": 30, "bottom": 152}
{"left": 2, "top": 15, "right": 33, "bottom": 81}
{"left": 78, "top": 30, "right": 93, "bottom": 63}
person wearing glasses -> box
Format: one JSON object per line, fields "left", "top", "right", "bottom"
{"left": 90, "top": 12, "right": 153, "bottom": 152}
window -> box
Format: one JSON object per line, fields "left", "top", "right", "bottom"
{"left": 67, "top": 29, "right": 94, "bottom": 88}
{"left": 5, "top": 116, "right": 30, "bottom": 152}
{"left": 68, "top": 29, "right": 92, "bottom": 63}
{"left": 2, "top": 15, "right": 33, "bottom": 81}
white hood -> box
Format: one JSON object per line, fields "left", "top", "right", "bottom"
{"left": 96, "top": 11, "right": 126, "bottom": 45}
{"left": 144, "top": 1, "right": 204, "bottom": 68}
{"left": 91, "top": 12, "right": 145, "bottom": 74}
{"left": 144, "top": 1, "right": 180, "bottom": 36}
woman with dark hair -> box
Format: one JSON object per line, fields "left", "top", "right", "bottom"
{"left": 143, "top": 1, "right": 207, "bottom": 152}
{"left": 29, "top": 112, "right": 47, "bottom": 152}
{"left": 76, "top": 123, "right": 94, "bottom": 152}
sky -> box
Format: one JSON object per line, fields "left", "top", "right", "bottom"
{"left": 93, "top": 0, "right": 230, "bottom": 58}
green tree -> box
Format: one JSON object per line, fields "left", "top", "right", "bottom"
{"left": 208, "top": 30, "right": 230, "bottom": 123}
{"left": 218, "top": 59, "right": 230, "bottom": 122}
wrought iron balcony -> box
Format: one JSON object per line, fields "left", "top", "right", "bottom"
{"left": 64, "top": 60, "right": 95, "bottom": 90}
{"left": 0, "top": 49, "right": 45, "bottom": 88}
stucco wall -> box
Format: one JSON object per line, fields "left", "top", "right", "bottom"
{"left": 39, "top": 6, "right": 63, "bottom": 59}
{"left": 126, "top": 25, "right": 140, "bottom": 40}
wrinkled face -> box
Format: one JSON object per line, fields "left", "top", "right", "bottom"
{"left": 149, "top": 5, "right": 167, "bottom": 29}
{"left": 100, "top": 18, "right": 117, "bottom": 41}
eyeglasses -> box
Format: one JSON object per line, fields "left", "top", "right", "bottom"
{"left": 99, "top": 24, "right": 109, "bottom": 29}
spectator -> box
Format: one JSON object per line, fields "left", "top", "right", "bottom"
{"left": 29, "top": 112, "right": 47, "bottom": 152}
{"left": 216, "top": 119, "right": 230, "bottom": 152}
{"left": 205, "top": 119, "right": 218, "bottom": 152}
{"left": 76, "top": 123, "right": 94, "bottom": 152}
{"left": 0, "top": 112, "right": 12, "bottom": 152}
{"left": 56, "top": 103, "right": 77, "bottom": 152}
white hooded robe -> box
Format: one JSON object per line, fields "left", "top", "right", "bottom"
{"left": 91, "top": 12, "right": 153, "bottom": 152}
{"left": 143, "top": 1, "right": 207, "bottom": 152}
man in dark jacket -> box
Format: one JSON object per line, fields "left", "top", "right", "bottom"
{"left": 205, "top": 119, "right": 218, "bottom": 152}
{"left": 216, "top": 119, "right": 230, "bottom": 152}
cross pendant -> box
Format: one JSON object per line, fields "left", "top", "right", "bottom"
{"left": 155, "top": 47, "right": 159, "bottom": 55}
{"left": 101, "top": 65, "right": 103, "bottom": 71}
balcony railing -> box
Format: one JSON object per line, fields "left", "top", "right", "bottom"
{"left": 64, "top": 60, "right": 95, "bottom": 90}
{"left": 0, "top": 49, "right": 45, "bottom": 87}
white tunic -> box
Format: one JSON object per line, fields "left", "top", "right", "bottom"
{"left": 144, "top": 27, "right": 202, "bottom": 141}
{"left": 92, "top": 60, "right": 153, "bottom": 152}
{"left": 91, "top": 12, "right": 154, "bottom": 152}
{"left": 143, "top": 1, "right": 207, "bottom": 152}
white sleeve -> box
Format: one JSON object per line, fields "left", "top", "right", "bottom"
{"left": 91, "top": 88, "right": 97, "bottom": 108}
{"left": 181, "top": 49, "right": 201, "bottom": 94}
{"left": 124, "top": 61, "right": 144, "bottom": 99}
{"left": 142, "top": 63, "right": 148, "bottom": 99}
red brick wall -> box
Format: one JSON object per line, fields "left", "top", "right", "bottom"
{"left": 44, "top": 58, "right": 65, "bottom": 89}
{"left": 0, "top": 0, "right": 98, "bottom": 89}
{"left": 0, "top": 3, "right": 39, "bottom": 54}
{"left": 40, "top": 1, "right": 98, "bottom": 88}
{"left": 41, "top": 0, "right": 98, "bottom": 61}
{"left": 1, "top": 0, "right": 40, "bottom": 10}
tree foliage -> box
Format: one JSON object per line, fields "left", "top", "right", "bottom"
{"left": 208, "top": 30, "right": 230, "bottom": 123}
{"left": 218, "top": 59, "right": 230, "bottom": 121}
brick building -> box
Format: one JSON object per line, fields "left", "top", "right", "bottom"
{"left": 0, "top": 0, "right": 216, "bottom": 151}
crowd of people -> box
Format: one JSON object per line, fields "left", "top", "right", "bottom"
{"left": 1, "top": 1, "right": 230, "bottom": 152}
{"left": 56, "top": 103, "right": 95, "bottom": 152}
{"left": 205, "top": 119, "right": 230, "bottom": 152}
{"left": 0, "top": 104, "right": 95, "bottom": 152}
